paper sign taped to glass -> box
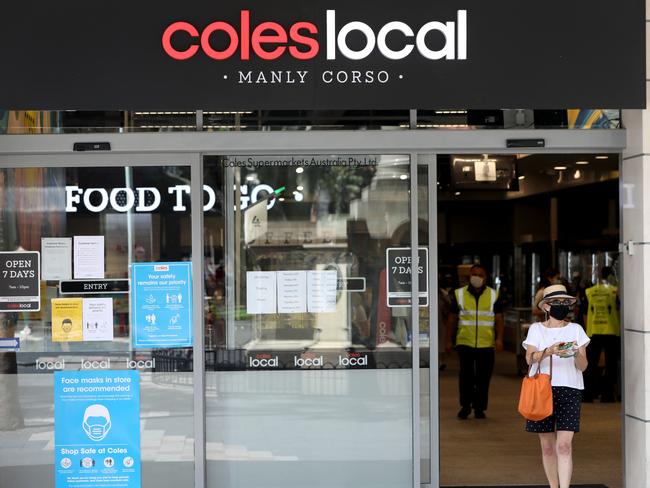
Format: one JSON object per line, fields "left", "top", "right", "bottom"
{"left": 52, "top": 298, "right": 83, "bottom": 342}
{"left": 131, "top": 262, "right": 193, "bottom": 348}
{"left": 54, "top": 370, "right": 141, "bottom": 488}
{"left": 82, "top": 298, "right": 114, "bottom": 341}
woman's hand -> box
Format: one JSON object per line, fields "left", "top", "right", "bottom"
{"left": 547, "top": 342, "right": 563, "bottom": 356}
{"left": 527, "top": 345, "right": 555, "bottom": 364}
{"left": 574, "top": 346, "right": 588, "bottom": 371}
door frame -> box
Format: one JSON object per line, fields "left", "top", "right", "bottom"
{"left": 0, "top": 129, "right": 626, "bottom": 488}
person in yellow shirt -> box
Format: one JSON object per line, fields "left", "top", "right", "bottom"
{"left": 446, "top": 264, "right": 504, "bottom": 419}
{"left": 583, "top": 266, "right": 620, "bottom": 403}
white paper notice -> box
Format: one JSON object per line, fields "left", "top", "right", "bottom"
{"left": 277, "top": 271, "right": 307, "bottom": 314}
{"left": 41, "top": 237, "right": 72, "bottom": 280}
{"left": 246, "top": 271, "right": 277, "bottom": 314}
{"left": 307, "top": 270, "right": 337, "bottom": 313}
{"left": 82, "top": 297, "right": 114, "bottom": 341}
{"left": 74, "top": 236, "right": 105, "bottom": 279}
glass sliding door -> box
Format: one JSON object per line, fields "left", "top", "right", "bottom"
{"left": 0, "top": 160, "right": 197, "bottom": 487}
{"left": 203, "top": 154, "right": 415, "bottom": 488}
{"left": 414, "top": 156, "right": 438, "bottom": 488}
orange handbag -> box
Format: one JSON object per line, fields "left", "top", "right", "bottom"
{"left": 518, "top": 349, "right": 553, "bottom": 421}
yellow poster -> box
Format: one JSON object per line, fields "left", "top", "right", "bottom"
{"left": 52, "top": 298, "right": 83, "bottom": 342}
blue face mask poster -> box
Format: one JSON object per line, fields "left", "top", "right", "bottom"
{"left": 54, "top": 370, "right": 141, "bottom": 488}
{"left": 131, "top": 262, "right": 193, "bottom": 348}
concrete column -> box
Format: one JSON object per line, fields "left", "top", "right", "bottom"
{"left": 622, "top": 26, "right": 650, "bottom": 482}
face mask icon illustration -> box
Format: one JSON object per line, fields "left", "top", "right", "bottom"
{"left": 83, "top": 404, "right": 112, "bottom": 441}
{"left": 62, "top": 319, "right": 73, "bottom": 333}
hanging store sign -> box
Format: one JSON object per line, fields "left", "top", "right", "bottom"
{"left": 0, "top": 0, "right": 644, "bottom": 109}
{"left": 0, "top": 251, "right": 40, "bottom": 312}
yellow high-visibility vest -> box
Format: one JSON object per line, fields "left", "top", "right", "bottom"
{"left": 455, "top": 285, "right": 497, "bottom": 348}
{"left": 585, "top": 283, "right": 620, "bottom": 336}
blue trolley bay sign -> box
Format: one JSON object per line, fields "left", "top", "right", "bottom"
{"left": 54, "top": 370, "right": 141, "bottom": 488}
{"left": 131, "top": 262, "right": 193, "bottom": 348}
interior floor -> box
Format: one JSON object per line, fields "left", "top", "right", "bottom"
{"left": 438, "top": 351, "right": 621, "bottom": 487}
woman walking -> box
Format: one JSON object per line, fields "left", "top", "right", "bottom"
{"left": 523, "top": 284, "right": 590, "bottom": 488}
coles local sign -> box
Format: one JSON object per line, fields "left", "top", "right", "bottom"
{"left": 0, "top": 0, "right": 645, "bottom": 109}
{"left": 163, "top": 10, "right": 467, "bottom": 61}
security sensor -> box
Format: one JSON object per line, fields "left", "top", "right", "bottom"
{"left": 73, "top": 142, "right": 111, "bottom": 151}
{"left": 506, "top": 139, "right": 545, "bottom": 148}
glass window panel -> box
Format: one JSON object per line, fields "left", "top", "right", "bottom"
{"left": 204, "top": 154, "right": 414, "bottom": 488}
{"left": 0, "top": 164, "right": 194, "bottom": 487}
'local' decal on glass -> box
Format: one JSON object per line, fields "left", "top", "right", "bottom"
{"left": 54, "top": 370, "right": 141, "bottom": 488}
{"left": 131, "top": 262, "right": 192, "bottom": 348}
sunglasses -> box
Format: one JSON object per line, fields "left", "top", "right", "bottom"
{"left": 546, "top": 298, "right": 574, "bottom": 306}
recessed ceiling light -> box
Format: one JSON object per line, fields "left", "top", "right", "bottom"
{"left": 518, "top": 175, "right": 526, "bottom": 180}
{"left": 554, "top": 166, "right": 567, "bottom": 170}
{"left": 575, "top": 161, "right": 589, "bottom": 165}
{"left": 295, "top": 167, "right": 304, "bottom": 174}
{"left": 595, "top": 155, "right": 609, "bottom": 160}
{"left": 454, "top": 191, "right": 461, "bottom": 196}
{"left": 399, "top": 174, "right": 408, "bottom": 180}
{"left": 296, "top": 185, "right": 304, "bottom": 191}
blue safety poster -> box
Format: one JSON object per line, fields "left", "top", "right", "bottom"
{"left": 131, "top": 262, "right": 193, "bottom": 348}
{"left": 54, "top": 370, "right": 141, "bottom": 488}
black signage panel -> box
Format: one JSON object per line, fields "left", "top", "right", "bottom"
{"left": 337, "top": 277, "right": 366, "bottom": 292}
{"left": 59, "top": 279, "right": 130, "bottom": 295}
{"left": 386, "top": 247, "right": 428, "bottom": 307}
{"left": 0, "top": 0, "right": 644, "bottom": 109}
{"left": 0, "top": 252, "right": 40, "bottom": 312}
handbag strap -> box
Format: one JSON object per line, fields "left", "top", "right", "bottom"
{"left": 528, "top": 347, "right": 552, "bottom": 379}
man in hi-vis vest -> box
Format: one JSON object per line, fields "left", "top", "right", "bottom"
{"left": 447, "top": 264, "right": 504, "bottom": 419}
{"left": 583, "top": 266, "right": 620, "bottom": 403}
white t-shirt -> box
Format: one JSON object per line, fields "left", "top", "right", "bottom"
{"left": 522, "top": 322, "right": 590, "bottom": 389}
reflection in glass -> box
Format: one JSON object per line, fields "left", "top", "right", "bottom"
{"left": 204, "top": 155, "right": 414, "bottom": 488}
{"left": 0, "top": 165, "right": 195, "bottom": 487}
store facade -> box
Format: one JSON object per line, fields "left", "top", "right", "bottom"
{"left": 0, "top": 1, "right": 647, "bottom": 488}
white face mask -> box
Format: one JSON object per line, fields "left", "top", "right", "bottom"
{"left": 469, "top": 276, "right": 485, "bottom": 289}
{"left": 82, "top": 404, "right": 112, "bottom": 442}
